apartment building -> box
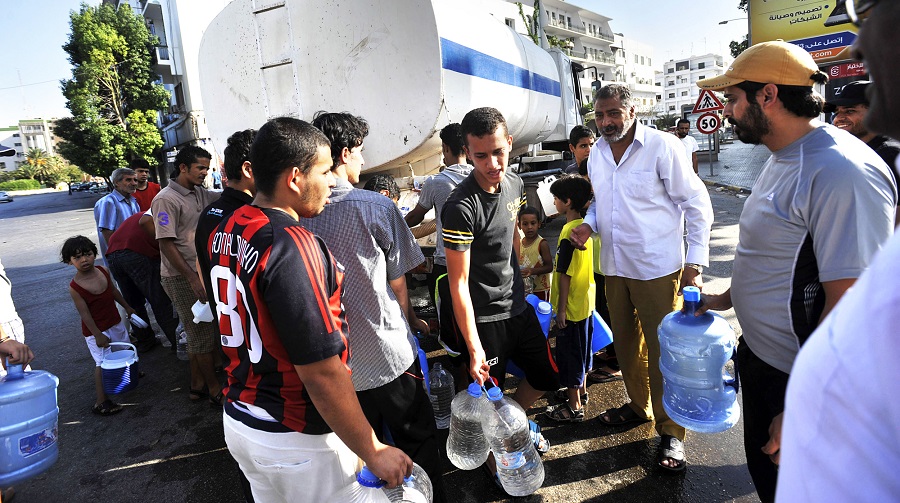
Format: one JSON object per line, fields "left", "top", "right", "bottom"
{"left": 105, "top": 0, "right": 229, "bottom": 168}
{"left": 655, "top": 53, "right": 726, "bottom": 116}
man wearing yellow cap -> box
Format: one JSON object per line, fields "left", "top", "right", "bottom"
{"left": 693, "top": 41, "right": 897, "bottom": 502}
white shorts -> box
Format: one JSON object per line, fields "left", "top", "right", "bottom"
{"left": 223, "top": 411, "right": 358, "bottom": 503}
{"left": 84, "top": 320, "right": 130, "bottom": 366}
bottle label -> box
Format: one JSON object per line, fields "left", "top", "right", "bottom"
{"left": 498, "top": 451, "right": 526, "bottom": 470}
{"left": 400, "top": 487, "right": 428, "bottom": 503}
{"left": 19, "top": 422, "right": 58, "bottom": 458}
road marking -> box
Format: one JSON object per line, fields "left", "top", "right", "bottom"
{"left": 104, "top": 447, "right": 228, "bottom": 472}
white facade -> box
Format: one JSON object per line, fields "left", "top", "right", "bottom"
{"left": 655, "top": 53, "right": 726, "bottom": 117}
{"left": 0, "top": 127, "right": 23, "bottom": 172}
{"left": 614, "top": 35, "right": 658, "bottom": 125}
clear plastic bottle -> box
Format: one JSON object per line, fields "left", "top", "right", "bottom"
{"left": 482, "top": 386, "right": 544, "bottom": 496}
{"left": 176, "top": 332, "right": 189, "bottom": 361}
{"left": 382, "top": 463, "right": 433, "bottom": 503}
{"left": 428, "top": 363, "right": 454, "bottom": 429}
{"left": 658, "top": 286, "right": 740, "bottom": 433}
{"left": 446, "top": 383, "right": 490, "bottom": 470}
{"left": 326, "top": 466, "right": 391, "bottom": 503}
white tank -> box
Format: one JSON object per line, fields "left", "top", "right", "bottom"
{"left": 198, "top": 0, "right": 575, "bottom": 174}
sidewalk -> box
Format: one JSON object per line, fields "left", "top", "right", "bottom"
{"left": 698, "top": 141, "right": 771, "bottom": 193}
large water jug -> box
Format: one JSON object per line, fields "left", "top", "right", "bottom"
{"left": 446, "top": 383, "right": 490, "bottom": 470}
{"left": 428, "top": 363, "right": 454, "bottom": 429}
{"left": 482, "top": 386, "right": 544, "bottom": 496}
{"left": 0, "top": 364, "right": 60, "bottom": 486}
{"left": 325, "top": 466, "right": 391, "bottom": 503}
{"left": 658, "top": 286, "right": 740, "bottom": 433}
{"left": 382, "top": 463, "right": 433, "bottom": 503}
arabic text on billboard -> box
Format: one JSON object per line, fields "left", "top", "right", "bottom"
{"left": 750, "top": 0, "right": 859, "bottom": 64}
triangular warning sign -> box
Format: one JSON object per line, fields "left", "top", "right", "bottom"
{"left": 692, "top": 89, "right": 725, "bottom": 114}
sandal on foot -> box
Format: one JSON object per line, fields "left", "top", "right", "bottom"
{"left": 597, "top": 404, "right": 649, "bottom": 427}
{"left": 587, "top": 367, "right": 623, "bottom": 384}
{"left": 91, "top": 400, "right": 123, "bottom": 416}
{"left": 552, "top": 388, "right": 588, "bottom": 405}
{"left": 189, "top": 388, "right": 208, "bottom": 401}
{"left": 657, "top": 435, "right": 686, "bottom": 473}
{"left": 209, "top": 391, "right": 225, "bottom": 408}
{"left": 545, "top": 403, "right": 584, "bottom": 423}
{"left": 528, "top": 419, "right": 550, "bottom": 454}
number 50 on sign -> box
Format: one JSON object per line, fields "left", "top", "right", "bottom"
{"left": 696, "top": 113, "right": 721, "bottom": 135}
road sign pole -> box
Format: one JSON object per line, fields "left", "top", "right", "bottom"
{"left": 708, "top": 134, "right": 714, "bottom": 176}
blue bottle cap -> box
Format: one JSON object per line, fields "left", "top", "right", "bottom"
{"left": 358, "top": 466, "right": 384, "bottom": 487}
{"left": 467, "top": 382, "right": 483, "bottom": 397}
{"left": 683, "top": 286, "right": 701, "bottom": 302}
{"left": 486, "top": 386, "right": 503, "bottom": 401}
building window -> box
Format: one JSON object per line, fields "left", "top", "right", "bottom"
{"left": 567, "top": 16, "right": 572, "bottom": 28}
{"left": 699, "top": 75, "right": 706, "bottom": 80}
{"left": 12, "top": 133, "right": 18, "bottom": 137}
{"left": 676, "top": 61, "right": 689, "bottom": 71}
{"left": 656, "top": 95, "right": 662, "bottom": 101}
{"left": 505, "top": 18, "right": 515, "bottom": 29}
{"left": 640, "top": 56, "right": 645, "bottom": 65}
{"left": 668, "top": 81, "right": 674, "bottom": 86}
{"left": 635, "top": 55, "right": 639, "bottom": 63}
{"left": 681, "top": 91, "right": 688, "bottom": 96}
{"left": 669, "top": 105, "right": 676, "bottom": 111}
{"left": 668, "top": 93, "right": 675, "bottom": 99}
{"left": 14, "top": 142, "right": 21, "bottom": 147}
{"left": 667, "top": 68, "right": 674, "bottom": 74}
{"left": 648, "top": 58, "right": 651, "bottom": 66}
{"left": 698, "top": 62, "right": 706, "bottom": 69}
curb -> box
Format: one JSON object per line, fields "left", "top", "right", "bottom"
{"left": 701, "top": 178, "right": 752, "bottom": 195}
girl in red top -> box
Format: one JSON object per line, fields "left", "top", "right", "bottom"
{"left": 63, "top": 236, "right": 135, "bottom": 416}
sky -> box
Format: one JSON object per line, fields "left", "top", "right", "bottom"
{"left": 0, "top": 0, "right": 748, "bottom": 129}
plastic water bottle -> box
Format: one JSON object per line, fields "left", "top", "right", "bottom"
{"left": 326, "top": 466, "right": 390, "bottom": 503}
{"left": 176, "top": 332, "right": 188, "bottom": 361}
{"left": 0, "top": 363, "right": 60, "bottom": 486}
{"left": 382, "top": 463, "right": 433, "bottom": 503}
{"left": 525, "top": 294, "right": 552, "bottom": 336}
{"left": 658, "top": 286, "right": 740, "bottom": 433}
{"left": 519, "top": 255, "right": 534, "bottom": 294}
{"left": 482, "top": 386, "right": 544, "bottom": 496}
{"left": 446, "top": 383, "right": 490, "bottom": 470}
{"left": 428, "top": 363, "right": 454, "bottom": 429}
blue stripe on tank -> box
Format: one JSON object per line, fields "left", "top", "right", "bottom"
{"left": 440, "top": 38, "right": 561, "bottom": 97}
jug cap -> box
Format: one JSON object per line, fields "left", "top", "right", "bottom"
{"left": 537, "top": 301, "right": 552, "bottom": 315}
{"left": 358, "top": 466, "right": 384, "bottom": 487}
{"left": 486, "top": 386, "right": 503, "bottom": 401}
{"left": 467, "top": 382, "right": 483, "bottom": 397}
{"left": 683, "top": 286, "right": 701, "bottom": 302}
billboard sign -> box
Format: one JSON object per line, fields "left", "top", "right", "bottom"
{"left": 750, "top": 0, "right": 859, "bottom": 63}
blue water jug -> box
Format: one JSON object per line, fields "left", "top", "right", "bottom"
{"left": 100, "top": 342, "right": 140, "bottom": 394}
{"left": 0, "top": 364, "right": 60, "bottom": 486}
{"left": 658, "top": 286, "right": 739, "bottom": 433}
{"left": 508, "top": 296, "right": 553, "bottom": 378}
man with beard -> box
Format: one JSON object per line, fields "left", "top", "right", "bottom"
{"left": 693, "top": 40, "right": 896, "bottom": 502}
{"left": 675, "top": 119, "right": 700, "bottom": 174}
{"left": 777, "top": 2, "right": 900, "bottom": 500}
{"left": 569, "top": 84, "right": 713, "bottom": 473}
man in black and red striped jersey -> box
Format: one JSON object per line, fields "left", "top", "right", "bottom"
{"left": 207, "top": 117, "right": 411, "bottom": 502}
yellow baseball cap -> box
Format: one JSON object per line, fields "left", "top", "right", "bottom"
{"left": 697, "top": 40, "right": 823, "bottom": 90}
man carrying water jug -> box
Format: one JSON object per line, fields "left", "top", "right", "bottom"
{"left": 692, "top": 40, "right": 896, "bottom": 502}
{"left": 569, "top": 83, "right": 713, "bottom": 473}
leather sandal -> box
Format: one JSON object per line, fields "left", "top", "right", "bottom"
{"left": 597, "top": 404, "right": 649, "bottom": 427}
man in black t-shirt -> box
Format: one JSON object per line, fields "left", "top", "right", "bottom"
{"left": 209, "top": 117, "right": 411, "bottom": 502}
{"left": 441, "top": 107, "right": 560, "bottom": 426}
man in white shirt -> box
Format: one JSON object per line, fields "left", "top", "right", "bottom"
{"left": 675, "top": 119, "right": 700, "bottom": 174}
{"left": 570, "top": 83, "right": 713, "bottom": 473}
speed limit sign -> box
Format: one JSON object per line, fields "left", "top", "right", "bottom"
{"left": 696, "top": 113, "right": 722, "bottom": 135}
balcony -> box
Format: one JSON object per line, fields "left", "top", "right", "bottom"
{"left": 545, "top": 19, "right": 614, "bottom": 43}
{"left": 153, "top": 45, "right": 178, "bottom": 84}
{"left": 565, "top": 49, "right": 616, "bottom": 66}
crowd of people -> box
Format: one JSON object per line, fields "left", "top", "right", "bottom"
{"left": 3, "top": 3, "right": 898, "bottom": 501}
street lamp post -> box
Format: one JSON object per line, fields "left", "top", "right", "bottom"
{"left": 718, "top": 17, "right": 747, "bottom": 25}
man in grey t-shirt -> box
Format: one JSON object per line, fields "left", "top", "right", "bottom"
{"left": 695, "top": 41, "right": 896, "bottom": 502}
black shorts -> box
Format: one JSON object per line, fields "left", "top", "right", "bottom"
{"left": 436, "top": 278, "right": 559, "bottom": 391}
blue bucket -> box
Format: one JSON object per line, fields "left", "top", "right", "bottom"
{"left": 0, "top": 363, "right": 60, "bottom": 486}
{"left": 590, "top": 311, "right": 613, "bottom": 353}
{"left": 100, "top": 342, "right": 140, "bottom": 394}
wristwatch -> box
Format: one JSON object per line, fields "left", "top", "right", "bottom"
{"left": 684, "top": 263, "right": 704, "bottom": 274}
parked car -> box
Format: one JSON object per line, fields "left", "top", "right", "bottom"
{"left": 0, "top": 191, "right": 13, "bottom": 203}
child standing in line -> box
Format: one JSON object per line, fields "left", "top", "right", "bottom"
{"left": 517, "top": 207, "right": 553, "bottom": 301}
{"left": 63, "top": 236, "right": 134, "bottom": 416}
{"left": 545, "top": 176, "right": 595, "bottom": 423}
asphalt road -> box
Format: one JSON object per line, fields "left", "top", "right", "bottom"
{"left": 0, "top": 188, "right": 760, "bottom": 503}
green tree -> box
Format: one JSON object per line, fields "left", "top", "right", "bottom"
{"left": 54, "top": 2, "right": 168, "bottom": 179}
{"left": 730, "top": 0, "right": 750, "bottom": 58}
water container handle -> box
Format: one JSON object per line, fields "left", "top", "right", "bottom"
{"left": 101, "top": 342, "right": 139, "bottom": 364}
{"left": 3, "top": 357, "right": 24, "bottom": 380}
{"left": 543, "top": 174, "right": 557, "bottom": 185}
{"left": 724, "top": 345, "right": 740, "bottom": 394}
